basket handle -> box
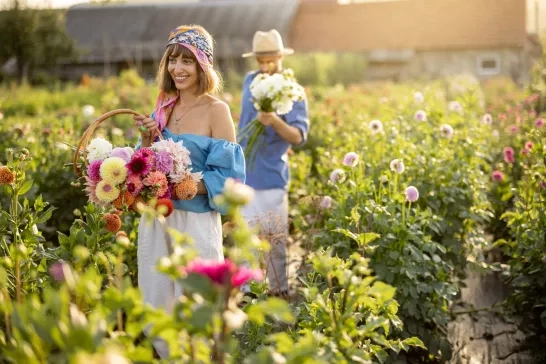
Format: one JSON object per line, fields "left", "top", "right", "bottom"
{"left": 73, "top": 108, "right": 164, "bottom": 177}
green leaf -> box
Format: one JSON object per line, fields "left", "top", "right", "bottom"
{"left": 35, "top": 206, "right": 57, "bottom": 224}
{"left": 368, "top": 281, "right": 396, "bottom": 301}
{"left": 332, "top": 229, "right": 380, "bottom": 247}
{"left": 188, "top": 305, "right": 214, "bottom": 330}
{"left": 402, "top": 336, "right": 426, "bottom": 349}
{"left": 179, "top": 273, "right": 216, "bottom": 299}
{"left": 34, "top": 195, "right": 44, "bottom": 212}
{"left": 17, "top": 180, "right": 33, "bottom": 196}
{"left": 370, "top": 345, "right": 388, "bottom": 364}
{"left": 247, "top": 298, "right": 294, "bottom": 325}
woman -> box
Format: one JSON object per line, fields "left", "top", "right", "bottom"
{"left": 133, "top": 25, "right": 245, "bottom": 357}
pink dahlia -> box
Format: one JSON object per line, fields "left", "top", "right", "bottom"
{"left": 143, "top": 171, "right": 168, "bottom": 197}
{"left": 155, "top": 151, "right": 174, "bottom": 174}
{"left": 503, "top": 147, "right": 515, "bottom": 164}
{"left": 87, "top": 160, "right": 102, "bottom": 183}
{"left": 126, "top": 174, "right": 144, "bottom": 196}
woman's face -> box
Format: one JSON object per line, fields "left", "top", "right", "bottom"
{"left": 167, "top": 52, "right": 199, "bottom": 92}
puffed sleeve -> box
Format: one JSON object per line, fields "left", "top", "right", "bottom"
{"left": 284, "top": 97, "right": 310, "bottom": 146}
{"left": 202, "top": 139, "right": 246, "bottom": 214}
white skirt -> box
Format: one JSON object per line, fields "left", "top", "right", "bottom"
{"left": 137, "top": 209, "right": 223, "bottom": 311}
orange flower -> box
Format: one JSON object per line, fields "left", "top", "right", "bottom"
{"left": 102, "top": 213, "right": 121, "bottom": 233}
{"left": 173, "top": 178, "right": 198, "bottom": 200}
{"left": 156, "top": 198, "right": 174, "bottom": 217}
{"left": 113, "top": 191, "right": 136, "bottom": 209}
{"left": 0, "top": 166, "right": 15, "bottom": 185}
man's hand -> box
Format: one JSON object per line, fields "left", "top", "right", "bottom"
{"left": 257, "top": 111, "right": 278, "bottom": 126}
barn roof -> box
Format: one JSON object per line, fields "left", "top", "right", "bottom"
{"left": 65, "top": 0, "right": 299, "bottom": 63}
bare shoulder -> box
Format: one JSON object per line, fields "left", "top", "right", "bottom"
{"left": 207, "top": 97, "right": 231, "bottom": 117}
{"left": 205, "top": 96, "right": 235, "bottom": 141}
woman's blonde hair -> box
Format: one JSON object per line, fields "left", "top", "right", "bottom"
{"left": 156, "top": 25, "right": 222, "bottom": 96}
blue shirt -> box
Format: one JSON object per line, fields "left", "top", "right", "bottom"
{"left": 136, "top": 129, "right": 246, "bottom": 215}
{"left": 238, "top": 71, "right": 310, "bottom": 190}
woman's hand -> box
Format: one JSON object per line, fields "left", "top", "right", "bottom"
{"left": 133, "top": 113, "right": 158, "bottom": 140}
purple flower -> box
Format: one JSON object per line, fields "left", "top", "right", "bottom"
{"left": 405, "top": 186, "right": 419, "bottom": 202}
{"left": 50, "top": 261, "right": 67, "bottom": 282}
{"left": 87, "top": 160, "right": 102, "bottom": 183}
{"left": 110, "top": 147, "right": 132, "bottom": 163}
{"left": 342, "top": 152, "right": 359, "bottom": 167}
{"left": 535, "top": 118, "right": 544, "bottom": 128}
{"left": 329, "top": 169, "right": 346, "bottom": 183}
{"left": 155, "top": 151, "right": 174, "bottom": 174}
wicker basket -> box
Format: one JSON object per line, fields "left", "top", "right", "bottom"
{"left": 73, "top": 108, "right": 163, "bottom": 177}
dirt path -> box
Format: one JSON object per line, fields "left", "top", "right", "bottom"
{"left": 448, "top": 269, "right": 532, "bottom": 364}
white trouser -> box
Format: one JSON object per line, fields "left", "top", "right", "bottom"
{"left": 242, "top": 188, "right": 289, "bottom": 293}
{"left": 138, "top": 209, "right": 223, "bottom": 359}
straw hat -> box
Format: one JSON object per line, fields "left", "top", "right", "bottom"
{"left": 242, "top": 29, "right": 294, "bottom": 58}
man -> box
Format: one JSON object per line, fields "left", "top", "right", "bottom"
{"left": 238, "top": 29, "right": 310, "bottom": 296}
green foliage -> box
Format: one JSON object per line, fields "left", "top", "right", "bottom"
{"left": 0, "top": 1, "right": 77, "bottom": 83}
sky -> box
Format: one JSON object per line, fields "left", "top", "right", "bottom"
{"left": 0, "top": 0, "right": 89, "bottom": 8}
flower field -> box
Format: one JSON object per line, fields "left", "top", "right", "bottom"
{"left": 0, "top": 70, "right": 545, "bottom": 363}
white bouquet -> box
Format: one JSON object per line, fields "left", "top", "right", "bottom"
{"left": 237, "top": 69, "right": 305, "bottom": 169}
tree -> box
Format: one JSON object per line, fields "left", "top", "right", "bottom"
{"left": 0, "top": 0, "right": 77, "bottom": 83}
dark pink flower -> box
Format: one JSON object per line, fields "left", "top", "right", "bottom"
{"left": 184, "top": 259, "right": 263, "bottom": 288}
{"left": 535, "top": 118, "right": 544, "bottom": 128}
{"left": 127, "top": 156, "right": 150, "bottom": 176}
{"left": 186, "top": 259, "right": 236, "bottom": 285}
{"left": 520, "top": 148, "right": 530, "bottom": 156}
{"left": 503, "top": 147, "right": 515, "bottom": 164}
{"left": 231, "top": 266, "right": 263, "bottom": 287}
{"left": 491, "top": 170, "right": 504, "bottom": 182}
{"left": 134, "top": 148, "right": 156, "bottom": 165}
{"left": 509, "top": 125, "right": 519, "bottom": 134}
{"left": 525, "top": 141, "right": 533, "bottom": 150}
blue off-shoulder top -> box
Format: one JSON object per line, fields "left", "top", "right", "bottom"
{"left": 136, "top": 127, "right": 246, "bottom": 215}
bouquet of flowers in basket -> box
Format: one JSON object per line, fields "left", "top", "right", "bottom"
{"left": 237, "top": 68, "right": 305, "bottom": 169}
{"left": 82, "top": 137, "right": 202, "bottom": 216}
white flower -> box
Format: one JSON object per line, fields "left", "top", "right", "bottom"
{"left": 82, "top": 104, "right": 95, "bottom": 118}
{"left": 223, "top": 178, "right": 254, "bottom": 205}
{"left": 112, "top": 127, "right": 123, "bottom": 136}
{"left": 414, "top": 110, "right": 427, "bottom": 122}
{"left": 390, "top": 159, "right": 405, "bottom": 174}
{"left": 440, "top": 124, "right": 454, "bottom": 138}
{"left": 368, "top": 120, "right": 383, "bottom": 134}
{"left": 223, "top": 308, "right": 248, "bottom": 329}
{"left": 86, "top": 137, "right": 112, "bottom": 162}
{"left": 481, "top": 113, "right": 493, "bottom": 125}
{"left": 492, "top": 129, "right": 500, "bottom": 138}
{"left": 414, "top": 91, "right": 424, "bottom": 103}
{"left": 379, "top": 175, "right": 388, "bottom": 184}
{"left": 448, "top": 101, "right": 463, "bottom": 114}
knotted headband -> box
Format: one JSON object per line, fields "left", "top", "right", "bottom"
{"left": 167, "top": 26, "right": 213, "bottom": 72}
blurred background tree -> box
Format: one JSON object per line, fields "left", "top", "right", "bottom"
{"left": 0, "top": 0, "right": 77, "bottom": 84}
